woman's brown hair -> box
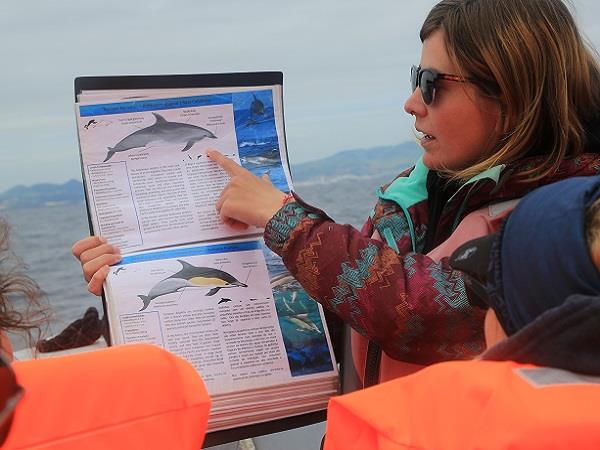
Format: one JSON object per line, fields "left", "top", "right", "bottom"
{"left": 421, "top": 0, "right": 600, "bottom": 181}
{"left": 0, "top": 218, "right": 48, "bottom": 350}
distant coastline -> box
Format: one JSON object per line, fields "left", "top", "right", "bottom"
{"left": 0, "top": 179, "right": 85, "bottom": 210}
{"left": 0, "top": 142, "right": 420, "bottom": 210}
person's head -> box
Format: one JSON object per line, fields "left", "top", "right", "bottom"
{"left": 405, "top": 0, "right": 600, "bottom": 180}
{"left": 449, "top": 176, "right": 600, "bottom": 348}
{"left": 0, "top": 218, "right": 48, "bottom": 354}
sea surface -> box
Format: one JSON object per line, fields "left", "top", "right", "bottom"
{"left": 3, "top": 173, "right": 395, "bottom": 349}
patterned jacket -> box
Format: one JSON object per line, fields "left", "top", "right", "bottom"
{"left": 264, "top": 154, "right": 600, "bottom": 365}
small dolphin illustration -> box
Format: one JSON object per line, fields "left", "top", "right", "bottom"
{"left": 287, "top": 313, "right": 322, "bottom": 334}
{"left": 218, "top": 298, "right": 232, "bottom": 304}
{"left": 103, "top": 113, "right": 217, "bottom": 162}
{"left": 251, "top": 94, "right": 265, "bottom": 116}
{"left": 112, "top": 267, "right": 126, "bottom": 276}
{"left": 84, "top": 119, "right": 98, "bottom": 130}
{"left": 137, "top": 260, "right": 247, "bottom": 311}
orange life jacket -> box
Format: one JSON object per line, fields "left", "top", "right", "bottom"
{"left": 5, "top": 344, "right": 210, "bottom": 450}
{"left": 325, "top": 359, "right": 600, "bottom": 450}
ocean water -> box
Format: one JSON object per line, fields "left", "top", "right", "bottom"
{"left": 5, "top": 203, "right": 103, "bottom": 345}
{"left": 2, "top": 172, "right": 394, "bottom": 348}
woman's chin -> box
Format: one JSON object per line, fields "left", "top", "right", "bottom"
{"left": 421, "top": 152, "right": 446, "bottom": 171}
{"left": 421, "top": 150, "right": 471, "bottom": 173}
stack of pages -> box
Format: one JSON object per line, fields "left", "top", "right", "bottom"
{"left": 74, "top": 74, "right": 339, "bottom": 431}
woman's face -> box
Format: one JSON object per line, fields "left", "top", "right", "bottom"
{"left": 404, "top": 30, "right": 502, "bottom": 172}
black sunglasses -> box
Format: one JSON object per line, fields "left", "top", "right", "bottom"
{"left": 411, "top": 65, "right": 474, "bottom": 105}
{"left": 0, "top": 352, "right": 24, "bottom": 446}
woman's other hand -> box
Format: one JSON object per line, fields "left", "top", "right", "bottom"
{"left": 207, "top": 149, "right": 286, "bottom": 228}
{"left": 72, "top": 236, "right": 121, "bottom": 296}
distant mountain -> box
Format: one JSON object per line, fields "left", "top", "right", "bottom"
{"left": 0, "top": 179, "right": 84, "bottom": 210}
{"left": 0, "top": 141, "right": 422, "bottom": 209}
{"left": 291, "top": 142, "right": 421, "bottom": 184}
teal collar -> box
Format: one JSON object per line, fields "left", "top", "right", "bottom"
{"left": 377, "top": 157, "right": 505, "bottom": 209}
{"left": 375, "top": 157, "right": 505, "bottom": 253}
{"left": 376, "top": 156, "right": 429, "bottom": 209}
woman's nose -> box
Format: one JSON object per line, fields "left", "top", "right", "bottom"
{"left": 404, "top": 88, "right": 426, "bottom": 117}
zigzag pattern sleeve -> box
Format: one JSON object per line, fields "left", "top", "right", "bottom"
{"left": 263, "top": 200, "right": 486, "bottom": 364}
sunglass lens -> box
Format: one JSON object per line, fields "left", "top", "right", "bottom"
{"left": 420, "top": 70, "right": 436, "bottom": 105}
{"left": 410, "top": 66, "right": 419, "bottom": 93}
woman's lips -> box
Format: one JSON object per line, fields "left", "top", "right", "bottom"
{"left": 416, "top": 130, "right": 436, "bottom": 143}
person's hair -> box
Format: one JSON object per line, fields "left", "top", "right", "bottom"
{"left": 0, "top": 218, "right": 48, "bottom": 347}
{"left": 421, "top": 0, "right": 600, "bottom": 181}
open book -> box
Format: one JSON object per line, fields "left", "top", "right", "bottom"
{"left": 74, "top": 73, "right": 339, "bottom": 434}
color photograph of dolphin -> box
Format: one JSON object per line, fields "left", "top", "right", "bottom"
{"left": 103, "top": 112, "right": 217, "bottom": 162}
{"left": 287, "top": 313, "right": 322, "bottom": 334}
{"left": 250, "top": 94, "right": 265, "bottom": 117}
{"left": 137, "top": 259, "right": 247, "bottom": 311}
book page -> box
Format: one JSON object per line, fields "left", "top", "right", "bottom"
{"left": 76, "top": 88, "right": 291, "bottom": 253}
{"left": 104, "top": 239, "right": 338, "bottom": 396}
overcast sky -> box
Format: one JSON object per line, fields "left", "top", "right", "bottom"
{"left": 1, "top": 0, "right": 600, "bottom": 192}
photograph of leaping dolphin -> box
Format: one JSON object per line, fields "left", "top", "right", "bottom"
{"left": 137, "top": 259, "right": 247, "bottom": 311}
{"left": 287, "top": 313, "right": 322, "bottom": 334}
{"left": 250, "top": 94, "right": 265, "bottom": 117}
{"left": 103, "top": 112, "right": 217, "bottom": 162}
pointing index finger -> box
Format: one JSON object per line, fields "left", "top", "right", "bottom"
{"left": 206, "top": 149, "right": 244, "bottom": 175}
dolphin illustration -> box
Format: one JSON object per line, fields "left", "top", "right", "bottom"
{"left": 137, "top": 260, "right": 247, "bottom": 311}
{"left": 103, "top": 113, "right": 217, "bottom": 162}
{"left": 84, "top": 119, "right": 98, "bottom": 130}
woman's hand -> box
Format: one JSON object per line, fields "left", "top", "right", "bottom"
{"left": 72, "top": 236, "right": 121, "bottom": 296}
{"left": 207, "top": 149, "right": 286, "bottom": 228}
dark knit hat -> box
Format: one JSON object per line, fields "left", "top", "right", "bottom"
{"left": 450, "top": 176, "right": 600, "bottom": 335}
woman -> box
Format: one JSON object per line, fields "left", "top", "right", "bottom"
{"left": 74, "top": 0, "right": 600, "bottom": 386}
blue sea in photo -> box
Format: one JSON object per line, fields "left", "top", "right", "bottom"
{"left": 232, "top": 90, "right": 289, "bottom": 192}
